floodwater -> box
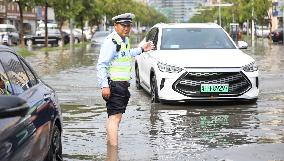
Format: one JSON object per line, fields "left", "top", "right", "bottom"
{"left": 24, "top": 38, "right": 284, "bottom": 161}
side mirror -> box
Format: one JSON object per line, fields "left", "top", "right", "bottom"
{"left": 238, "top": 41, "right": 248, "bottom": 49}
{"left": 0, "top": 96, "right": 29, "bottom": 118}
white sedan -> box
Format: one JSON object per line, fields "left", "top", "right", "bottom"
{"left": 135, "top": 23, "right": 259, "bottom": 103}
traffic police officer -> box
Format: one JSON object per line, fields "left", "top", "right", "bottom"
{"left": 0, "top": 74, "right": 10, "bottom": 95}
{"left": 97, "top": 13, "right": 154, "bottom": 146}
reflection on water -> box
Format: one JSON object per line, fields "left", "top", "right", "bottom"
{"left": 25, "top": 44, "right": 99, "bottom": 76}
{"left": 60, "top": 99, "right": 284, "bottom": 160}
{"left": 147, "top": 104, "right": 261, "bottom": 160}
{"left": 244, "top": 39, "right": 284, "bottom": 75}
{"left": 24, "top": 41, "right": 284, "bottom": 160}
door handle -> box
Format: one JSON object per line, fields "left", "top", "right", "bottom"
{"left": 43, "top": 93, "right": 51, "bottom": 102}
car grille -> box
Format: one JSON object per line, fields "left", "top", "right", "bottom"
{"left": 173, "top": 72, "right": 252, "bottom": 97}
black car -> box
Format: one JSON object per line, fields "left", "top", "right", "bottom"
{"left": 24, "top": 29, "right": 70, "bottom": 46}
{"left": 271, "top": 28, "right": 283, "bottom": 43}
{"left": 0, "top": 45, "right": 62, "bottom": 161}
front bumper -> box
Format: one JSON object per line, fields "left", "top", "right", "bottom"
{"left": 156, "top": 68, "right": 259, "bottom": 102}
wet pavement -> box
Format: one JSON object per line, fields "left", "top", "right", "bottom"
{"left": 23, "top": 38, "right": 284, "bottom": 161}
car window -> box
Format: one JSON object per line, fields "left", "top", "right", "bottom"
{"left": 152, "top": 29, "right": 159, "bottom": 50}
{"left": 0, "top": 52, "right": 30, "bottom": 95}
{"left": 19, "top": 57, "right": 38, "bottom": 87}
{"left": 0, "top": 62, "right": 9, "bottom": 95}
{"left": 146, "top": 28, "right": 158, "bottom": 50}
{"left": 146, "top": 28, "right": 157, "bottom": 42}
{"left": 161, "top": 28, "right": 236, "bottom": 49}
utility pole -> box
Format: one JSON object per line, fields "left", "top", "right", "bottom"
{"left": 69, "top": 0, "right": 74, "bottom": 47}
{"left": 283, "top": 0, "right": 284, "bottom": 44}
{"left": 44, "top": 1, "right": 48, "bottom": 47}
{"left": 219, "top": 0, "right": 221, "bottom": 26}
{"left": 251, "top": 0, "right": 255, "bottom": 44}
{"left": 209, "top": 0, "right": 232, "bottom": 27}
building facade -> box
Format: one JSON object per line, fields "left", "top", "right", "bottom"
{"left": 0, "top": 0, "right": 55, "bottom": 35}
{"left": 0, "top": 0, "right": 6, "bottom": 24}
{"left": 148, "top": 0, "right": 207, "bottom": 22}
{"left": 6, "top": 2, "right": 37, "bottom": 34}
{"left": 271, "top": 0, "right": 283, "bottom": 30}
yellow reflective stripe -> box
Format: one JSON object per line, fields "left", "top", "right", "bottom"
{"left": 5, "top": 81, "right": 10, "bottom": 95}
{"left": 0, "top": 88, "right": 4, "bottom": 94}
{"left": 109, "top": 67, "right": 132, "bottom": 72}
{"left": 110, "top": 71, "right": 131, "bottom": 77}
{"left": 112, "top": 58, "right": 131, "bottom": 64}
{"left": 115, "top": 57, "right": 131, "bottom": 62}
{"left": 127, "top": 37, "right": 130, "bottom": 49}
{"left": 110, "top": 72, "right": 131, "bottom": 81}
{"left": 111, "top": 77, "right": 131, "bottom": 81}
{"left": 121, "top": 43, "right": 126, "bottom": 51}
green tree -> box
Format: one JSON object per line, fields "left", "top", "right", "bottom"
{"left": 74, "top": 0, "right": 105, "bottom": 42}
{"left": 190, "top": 0, "right": 272, "bottom": 29}
{"left": 102, "top": 0, "right": 167, "bottom": 28}
{"left": 35, "top": 0, "right": 50, "bottom": 47}
{"left": 10, "top": 0, "right": 36, "bottom": 47}
{"left": 48, "top": 0, "right": 84, "bottom": 45}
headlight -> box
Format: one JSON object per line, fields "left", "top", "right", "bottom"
{"left": 157, "top": 62, "right": 182, "bottom": 73}
{"left": 242, "top": 61, "right": 258, "bottom": 72}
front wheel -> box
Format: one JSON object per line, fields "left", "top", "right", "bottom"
{"left": 45, "top": 125, "right": 62, "bottom": 161}
{"left": 151, "top": 75, "right": 160, "bottom": 103}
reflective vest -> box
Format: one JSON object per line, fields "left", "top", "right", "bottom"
{"left": 108, "top": 35, "right": 132, "bottom": 81}
{"left": 0, "top": 81, "right": 10, "bottom": 95}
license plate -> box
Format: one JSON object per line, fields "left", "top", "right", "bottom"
{"left": 201, "top": 84, "right": 229, "bottom": 93}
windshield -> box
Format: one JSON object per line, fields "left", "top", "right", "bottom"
{"left": 161, "top": 28, "right": 236, "bottom": 49}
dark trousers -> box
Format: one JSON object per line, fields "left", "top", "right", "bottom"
{"left": 106, "top": 81, "right": 130, "bottom": 116}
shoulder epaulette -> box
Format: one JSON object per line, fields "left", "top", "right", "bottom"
{"left": 112, "top": 38, "right": 121, "bottom": 52}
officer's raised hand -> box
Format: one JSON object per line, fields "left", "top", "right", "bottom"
{"left": 141, "top": 41, "right": 155, "bottom": 52}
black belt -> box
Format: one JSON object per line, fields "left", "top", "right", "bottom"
{"left": 109, "top": 80, "right": 130, "bottom": 87}
{"left": 115, "top": 81, "right": 129, "bottom": 87}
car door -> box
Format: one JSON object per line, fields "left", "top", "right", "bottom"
{"left": 139, "top": 27, "right": 159, "bottom": 90}
{"left": 18, "top": 56, "right": 59, "bottom": 161}
{"left": 0, "top": 52, "right": 36, "bottom": 161}
{"left": 0, "top": 50, "right": 55, "bottom": 161}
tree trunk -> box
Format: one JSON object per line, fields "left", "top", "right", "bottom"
{"left": 17, "top": 2, "right": 24, "bottom": 47}
{"left": 59, "top": 20, "right": 64, "bottom": 46}
{"left": 44, "top": 1, "right": 48, "bottom": 47}
{"left": 80, "top": 16, "right": 84, "bottom": 42}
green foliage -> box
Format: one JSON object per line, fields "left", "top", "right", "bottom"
{"left": 189, "top": 0, "right": 272, "bottom": 27}
{"left": 31, "top": 0, "right": 168, "bottom": 30}
{"left": 17, "top": 48, "right": 34, "bottom": 57}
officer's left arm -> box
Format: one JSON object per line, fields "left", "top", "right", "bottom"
{"left": 119, "top": 48, "right": 143, "bottom": 57}
{"left": 97, "top": 39, "right": 116, "bottom": 88}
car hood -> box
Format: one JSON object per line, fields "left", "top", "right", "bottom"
{"left": 149, "top": 49, "right": 255, "bottom": 68}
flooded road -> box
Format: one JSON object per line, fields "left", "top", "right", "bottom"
{"left": 24, "top": 39, "right": 284, "bottom": 161}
